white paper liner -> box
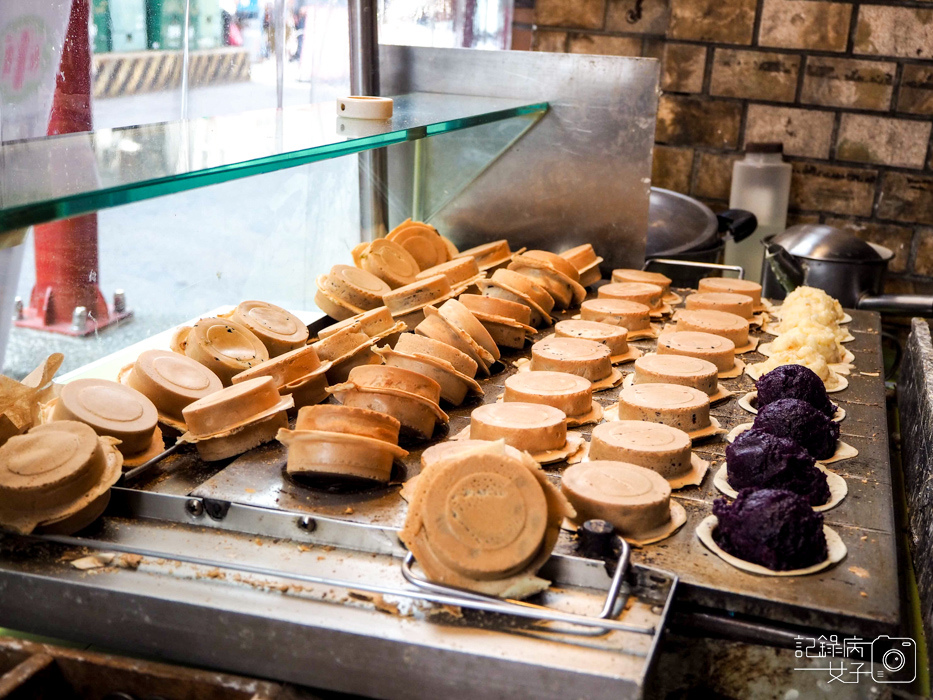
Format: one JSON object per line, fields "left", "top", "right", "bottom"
{"left": 745, "top": 361, "right": 848, "bottom": 392}
{"left": 602, "top": 404, "right": 725, "bottom": 440}
{"left": 738, "top": 391, "right": 846, "bottom": 422}
{"left": 611, "top": 346, "right": 643, "bottom": 365}
{"left": 718, "top": 358, "right": 745, "bottom": 379}
{"left": 725, "top": 422, "right": 859, "bottom": 463}
{"left": 514, "top": 360, "right": 623, "bottom": 392}
{"left": 563, "top": 500, "right": 687, "bottom": 547}
{"left": 734, "top": 337, "right": 760, "bottom": 355}
{"left": 696, "top": 515, "right": 847, "bottom": 577}
{"left": 669, "top": 453, "right": 711, "bottom": 490}
{"left": 450, "top": 426, "right": 587, "bottom": 465}
{"left": 713, "top": 463, "right": 848, "bottom": 512}
{"left": 621, "top": 372, "right": 733, "bottom": 405}
{"left": 495, "top": 396, "right": 603, "bottom": 427}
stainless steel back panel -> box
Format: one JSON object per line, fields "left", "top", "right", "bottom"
{"left": 380, "top": 47, "right": 659, "bottom": 272}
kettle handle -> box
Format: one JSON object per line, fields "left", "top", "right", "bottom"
{"left": 764, "top": 242, "right": 806, "bottom": 292}
{"left": 717, "top": 210, "right": 758, "bottom": 244}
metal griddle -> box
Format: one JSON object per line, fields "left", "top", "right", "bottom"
{"left": 163, "top": 299, "right": 898, "bottom": 637}
{"left": 0, "top": 293, "right": 898, "bottom": 698}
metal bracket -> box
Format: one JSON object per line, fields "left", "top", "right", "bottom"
{"left": 32, "top": 530, "right": 656, "bottom": 636}
{"left": 399, "top": 538, "right": 649, "bottom": 633}
{"left": 202, "top": 498, "right": 231, "bottom": 521}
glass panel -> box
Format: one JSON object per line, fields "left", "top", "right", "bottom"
{"left": 2, "top": 101, "right": 544, "bottom": 378}
{"left": 0, "top": 92, "right": 547, "bottom": 235}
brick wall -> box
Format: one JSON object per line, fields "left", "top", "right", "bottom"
{"left": 514, "top": 0, "right": 933, "bottom": 287}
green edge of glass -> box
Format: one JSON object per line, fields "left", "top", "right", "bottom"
{"left": 0, "top": 97, "right": 548, "bottom": 235}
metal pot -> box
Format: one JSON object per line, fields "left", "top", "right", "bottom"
{"left": 762, "top": 224, "right": 933, "bottom": 316}
{"left": 646, "top": 188, "right": 758, "bottom": 257}
{"left": 645, "top": 188, "right": 758, "bottom": 286}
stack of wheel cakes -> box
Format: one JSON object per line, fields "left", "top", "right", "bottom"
{"left": 11, "top": 221, "right": 858, "bottom": 592}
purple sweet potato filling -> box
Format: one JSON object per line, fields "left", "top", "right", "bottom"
{"left": 726, "top": 429, "right": 830, "bottom": 506}
{"left": 752, "top": 398, "right": 840, "bottom": 460}
{"left": 756, "top": 364, "right": 836, "bottom": 418}
{"left": 712, "top": 488, "right": 828, "bottom": 571}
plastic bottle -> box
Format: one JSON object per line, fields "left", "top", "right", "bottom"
{"left": 725, "top": 143, "right": 792, "bottom": 283}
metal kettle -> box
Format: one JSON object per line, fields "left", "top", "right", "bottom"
{"left": 761, "top": 225, "right": 933, "bottom": 316}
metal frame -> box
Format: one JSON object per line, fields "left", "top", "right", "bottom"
{"left": 380, "top": 47, "right": 659, "bottom": 272}
{"left": 349, "top": 0, "right": 388, "bottom": 240}
{"left": 0, "top": 486, "right": 678, "bottom": 699}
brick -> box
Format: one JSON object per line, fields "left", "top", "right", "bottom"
{"left": 824, "top": 218, "right": 914, "bottom": 273}
{"left": 606, "top": 0, "right": 670, "bottom": 34}
{"left": 878, "top": 173, "right": 933, "bottom": 226}
{"left": 512, "top": 27, "right": 533, "bottom": 51}
{"left": 785, "top": 212, "right": 822, "bottom": 227}
{"left": 759, "top": 0, "right": 852, "bottom": 52}
{"left": 656, "top": 96, "right": 742, "bottom": 148}
{"left": 789, "top": 163, "right": 878, "bottom": 217}
{"left": 514, "top": 7, "right": 535, "bottom": 24}
{"left": 567, "top": 33, "right": 642, "bottom": 56}
{"left": 855, "top": 6, "right": 933, "bottom": 60}
{"left": 899, "top": 65, "right": 933, "bottom": 116}
{"left": 692, "top": 152, "right": 740, "bottom": 201}
{"left": 535, "top": 0, "right": 606, "bottom": 28}
{"left": 916, "top": 229, "right": 933, "bottom": 276}
{"left": 661, "top": 43, "right": 706, "bottom": 93}
{"left": 652, "top": 146, "right": 694, "bottom": 193}
{"left": 710, "top": 49, "right": 800, "bottom": 103}
{"left": 532, "top": 30, "right": 568, "bottom": 52}
{"left": 669, "top": 0, "right": 757, "bottom": 43}
{"left": 836, "top": 115, "right": 932, "bottom": 169}
{"left": 801, "top": 57, "right": 895, "bottom": 111}
{"left": 745, "top": 105, "right": 835, "bottom": 159}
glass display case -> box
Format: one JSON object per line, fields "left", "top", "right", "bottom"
{"left": 1, "top": 91, "right": 547, "bottom": 376}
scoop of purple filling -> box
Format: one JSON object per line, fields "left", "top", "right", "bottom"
{"left": 726, "top": 429, "right": 830, "bottom": 506}
{"left": 713, "top": 488, "right": 828, "bottom": 571}
{"left": 756, "top": 364, "right": 836, "bottom": 418}
{"left": 752, "top": 398, "right": 840, "bottom": 460}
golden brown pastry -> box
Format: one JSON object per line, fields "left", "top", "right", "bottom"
{"left": 231, "top": 301, "right": 309, "bottom": 357}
